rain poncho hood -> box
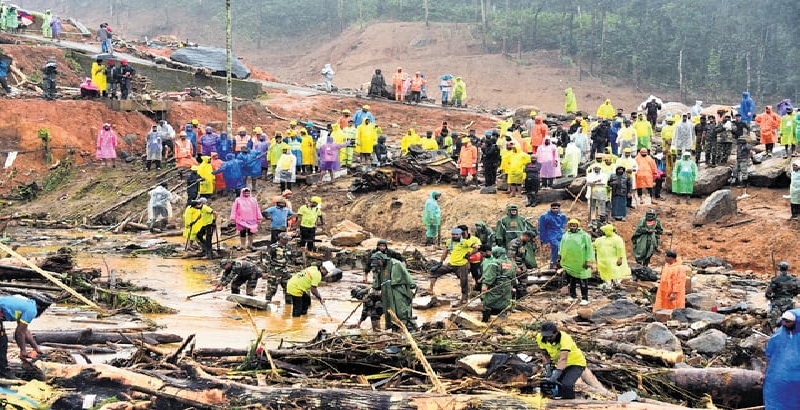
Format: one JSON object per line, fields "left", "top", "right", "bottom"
{"left": 559, "top": 228, "right": 594, "bottom": 279}
{"left": 230, "top": 188, "right": 262, "bottom": 233}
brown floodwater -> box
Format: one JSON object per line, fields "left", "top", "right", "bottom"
{"left": 10, "top": 229, "right": 454, "bottom": 350}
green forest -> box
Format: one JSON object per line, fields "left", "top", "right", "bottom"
{"left": 27, "top": 0, "right": 800, "bottom": 102}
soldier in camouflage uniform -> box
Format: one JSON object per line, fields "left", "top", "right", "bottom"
{"left": 214, "top": 259, "right": 264, "bottom": 296}
{"left": 507, "top": 230, "right": 537, "bottom": 299}
{"left": 766, "top": 261, "right": 800, "bottom": 325}
{"left": 731, "top": 135, "right": 753, "bottom": 186}
{"left": 351, "top": 285, "right": 382, "bottom": 331}
{"left": 704, "top": 116, "right": 719, "bottom": 167}
{"left": 480, "top": 246, "right": 516, "bottom": 322}
{"left": 716, "top": 114, "right": 734, "bottom": 165}
{"left": 263, "top": 232, "right": 301, "bottom": 303}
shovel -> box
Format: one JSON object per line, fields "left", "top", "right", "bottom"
{"left": 186, "top": 289, "right": 217, "bottom": 300}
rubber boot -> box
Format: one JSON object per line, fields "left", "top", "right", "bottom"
{"left": 456, "top": 177, "right": 464, "bottom": 188}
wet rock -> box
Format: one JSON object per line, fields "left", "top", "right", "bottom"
{"left": 631, "top": 265, "right": 659, "bottom": 281}
{"left": 675, "top": 329, "right": 694, "bottom": 339}
{"left": 330, "top": 220, "right": 366, "bottom": 236}
{"left": 566, "top": 177, "right": 586, "bottom": 196}
{"left": 170, "top": 47, "right": 251, "bottom": 79}
{"left": 589, "top": 299, "right": 646, "bottom": 323}
{"left": 686, "top": 292, "right": 716, "bottom": 310}
{"left": 654, "top": 309, "right": 672, "bottom": 323}
{"left": 671, "top": 308, "right": 726, "bottom": 325}
{"left": 694, "top": 190, "right": 737, "bottom": 226}
{"left": 449, "top": 312, "right": 486, "bottom": 331}
{"left": 638, "top": 322, "right": 682, "bottom": 352}
{"left": 686, "top": 329, "right": 728, "bottom": 354}
{"left": 412, "top": 296, "right": 440, "bottom": 310}
{"left": 692, "top": 166, "right": 731, "bottom": 196}
{"left": 692, "top": 275, "right": 730, "bottom": 292}
{"left": 551, "top": 177, "right": 575, "bottom": 189}
{"left": 331, "top": 231, "right": 369, "bottom": 247}
{"left": 405, "top": 183, "right": 420, "bottom": 191}
{"left": 739, "top": 333, "right": 768, "bottom": 351}
{"left": 480, "top": 186, "right": 497, "bottom": 194}
{"left": 534, "top": 188, "right": 570, "bottom": 204}
{"left": 748, "top": 156, "right": 791, "bottom": 188}
{"left": 691, "top": 257, "right": 732, "bottom": 269}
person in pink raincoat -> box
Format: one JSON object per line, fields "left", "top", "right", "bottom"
{"left": 537, "top": 137, "right": 562, "bottom": 188}
{"left": 230, "top": 187, "right": 261, "bottom": 250}
{"left": 316, "top": 135, "right": 349, "bottom": 183}
{"left": 96, "top": 123, "right": 118, "bottom": 167}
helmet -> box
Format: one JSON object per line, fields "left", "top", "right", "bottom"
{"left": 191, "top": 119, "right": 199, "bottom": 126}
{"left": 362, "top": 105, "right": 370, "bottom": 110}
{"left": 237, "top": 126, "right": 246, "bottom": 133}
{"left": 779, "top": 261, "right": 790, "bottom": 270}
{"left": 289, "top": 120, "right": 297, "bottom": 126}
{"left": 311, "top": 196, "right": 322, "bottom": 204}
{"left": 377, "top": 239, "right": 388, "bottom": 246}
{"left": 342, "top": 109, "right": 351, "bottom": 115}
{"left": 321, "top": 261, "right": 336, "bottom": 273}
{"left": 253, "top": 126, "right": 263, "bottom": 134}
{"left": 306, "top": 121, "right": 313, "bottom": 127}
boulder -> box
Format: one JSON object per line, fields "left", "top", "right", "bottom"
{"left": 692, "top": 166, "right": 731, "bottom": 196}
{"left": 686, "top": 329, "right": 728, "bottom": 354}
{"left": 589, "top": 299, "right": 647, "bottom": 323}
{"left": 694, "top": 190, "right": 737, "bottom": 226}
{"left": 566, "top": 177, "right": 586, "bottom": 196}
{"left": 671, "top": 308, "right": 726, "bottom": 325}
{"left": 480, "top": 186, "right": 497, "bottom": 194}
{"left": 170, "top": 47, "right": 252, "bottom": 79}
{"left": 748, "top": 156, "right": 791, "bottom": 188}
{"left": 330, "top": 220, "right": 366, "bottom": 236}
{"left": 686, "top": 293, "right": 716, "bottom": 311}
{"left": 738, "top": 333, "right": 768, "bottom": 351}
{"left": 513, "top": 105, "right": 541, "bottom": 123}
{"left": 691, "top": 257, "right": 733, "bottom": 269}
{"left": 534, "top": 189, "right": 570, "bottom": 204}
{"left": 330, "top": 231, "right": 369, "bottom": 247}
{"left": 551, "top": 177, "right": 575, "bottom": 190}
{"left": 638, "top": 322, "right": 682, "bottom": 352}
{"left": 692, "top": 275, "right": 730, "bottom": 292}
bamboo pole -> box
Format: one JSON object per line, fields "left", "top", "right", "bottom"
{"left": 0, "top": 242, "right": 102, "bottom": 312}
{"left": 387, "top": 309, "right": 446, "bottom": 394}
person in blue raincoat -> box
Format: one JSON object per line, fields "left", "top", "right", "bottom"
{"left": 216, "top": 131, "right": 234, "bottom": 160}
{"left": 183, "top": 123, "right": 197, "bottom": 156}
{"left": 353, "top": 105, "right": 375, "bottom": 127}
{"left": 739, "top": 92, "right": 755, "bottom": 124}
{"left": 764, "top": 308, "right": 800, "bottom": 410}
{"left": 538, "top": 202, "right": 568, "bottom": 269}
{"left": 288, "top": 132, "right": 303, "bottom": 172}
{"left": 212, "top": 153, "right": 245, "bottom": 199}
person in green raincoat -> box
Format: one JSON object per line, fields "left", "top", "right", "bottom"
{"left": 565, "top": 87, "right": 577, "bottom": 113}
{"left": 495, "top": 204, "right": 535, "bottom": 248}
{"left": 422, "top": 191, "right": 441, "bottom": 245}
{"left": 593, "top": 224, "right": 631, "bottom": 289}
{"left": 631, "top": 209, "right": 663, "bottom": 267}
{"left": 42, "top": 10, "right": 53, "bottom": 38}
{"left": 558, "top": 219, "right": 594, "bottom": 305}
{"left": 474, "top": 221, "right": 495, "bottom": 248}
{"left": 480, "top": 246, "right": 516, "bottom": 322}
{"left": 4, "top": 5, "right": 18, "bottom": 33}
{"left": 452, "top": 77, "right": 467, "bottom": 108}
{"left": 794, "top": 111, "right": 800, "bottom": 155}
{"left": 671, "top": 151, "right": 698, "bottom": 204}
{"left": 369, "top": 251, "right": 416, "bottom": 331}
{"left": 780, "top": 107, "right": 797, "bottom": 157}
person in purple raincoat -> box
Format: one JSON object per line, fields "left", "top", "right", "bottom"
{"left": 317, "top": 135, "right": 349, "bottom": 183}
{"left": 252, "top": 133, "right": 270, "bottom": 179}
{"left": 198, "top": 126, "right": 219, "bottom": 156}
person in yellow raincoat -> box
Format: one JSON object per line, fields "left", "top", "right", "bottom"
{"left": 596, "top": 99, "right": 615, "bottom": 120}
{"left": 400, "top": 128, "right": 421, "bottom": 155}
{"left": 196, "top": 156, "right": 215, "bottom": 199}
{"left": 341, "top": 120, "right": 357, "bottom": 166}
{"left": 356, "top": 118, "right": 377, "bottom": 165}
{"left": 91, "top": 57, "right": 108, "bottom": 97}
{"left": 452, "top": 77, "right": 467, "bottom": 107}
{"left": 267, "top": 132, "right": 286, "bottom": 175}
{"left": 300, "top": 129, "right": 317, "bottom": 174}
{"left": 497, "top": 118, "right": 513, "bottom": 141}
{"left": 593, "top": 224, "right": 630, "bottom": 289}
{"left": 330, "top": 123, "right": 349, "bottom": 163}
{"left": 506, "top": 143, "right": 530, "bottom": 197}
{"left": 420, "top": 131, "right": 439, "bottom": 150}
{"left": 182, "top": 202, "right": 202, "bottom": 244}
{"left": 565, "top": 87, "right": 577, "bottom": 113}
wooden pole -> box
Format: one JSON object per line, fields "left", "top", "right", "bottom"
{"left": 0, "top": 242, "right": 102, "bottom": 311}
{"left": 387, "top": 309, "right": 446, "bottom": 394}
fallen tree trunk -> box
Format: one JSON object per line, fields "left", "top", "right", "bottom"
{"left": 593, "top": 339, "right": 684, "bottom": 364}
{"left": 32, "top": 329, "right": 182, "bottom": 345}
{"left": 664, "top": 367, "right": 764, "bottom": 409}
{"left": 42, "top": 362, "right": 689, "bottom": 409}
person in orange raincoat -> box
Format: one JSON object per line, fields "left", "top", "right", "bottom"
{"left": 457, "top": 137, "right": 479, "bottom": 187}
{"left": 634, "top": 148, "right": 657, "bottom": 204}
{"left": 530, "top": 116, "right": 548, "bottom": 154}
{"left": 210, "top": 152, "right": 225, "bottom": 194}
{"left": 175, "top": 131, "right": 198, "bottom": 170}
{"left": 409, "top": 72, "right": 426, "bottom": 104}
{"left": 755, "top": 106, "right": 781, "bottom": 157}
{"left": 392, "top": 67, "right": 405, "bottom": 102}
{"left": 653, "top": 251, "right": 688, "bottom": 311}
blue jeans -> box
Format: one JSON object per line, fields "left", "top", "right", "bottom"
{"left": 104, "top": 39, "right": 114, "bottom": 54}
{"left": 547, "top": 239, "right": 560, "bottom": 268}
{"left": 441, "top": 90, "right": 450, "bottom": 103}
{"left": 101, "top": 40, "right": 107, "bottom": 53}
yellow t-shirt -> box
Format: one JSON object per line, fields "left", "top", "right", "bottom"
{"left": 286, "top": 266, "right": 322, "bottom": 297}
{"left": 296, "top": 205, "right": 322, "bottom": 228}
{"left": 447, "top": 236, "right": 480, "bottom": 267}
{"left": 536, "top": 331, "right": 587, "bottom": 367}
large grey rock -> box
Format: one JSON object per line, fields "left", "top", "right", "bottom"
{"left": 330, "top": 231, "right": 369, "bottom": 247}
{"left": 671, "top": 308, "right": 726, "bottom": 325}
{"left": 533, "top": 188, "right": 570, "bottom": 204}
{"left": 691, "top": 257, "right": 732, "bottom": 269}
{"left": 748, "top": 156, "right": 791, "bottom": 188}
{"left": 479, "top": 186, "right": 497, "bottom": 194}
{"left": 692, "top": 166, "right": 731, "bottom": 196}
{"left": 686, "top": 293, "right": 716, "bottom": 310}
{"left": 686, "top": 329, "right": 728, "bottom": 354}
{"left": 738, "top": 333, "right": 768, "bottom": 351}
{"left": 589, "top": 299, "right": 646, "bottom": 323}
{"left": 694, "top": 190, "right": 737, "bottom": 226}
{"left": 170, "top": 47, "right": 252, "bottom": 79}
{"left": 637, "top": 322, "right": 682, "bottom": 352}
{"left": 566, "top": 177, "right": 586, "bottom": 196}
{"left": 551, "top": 177, "right": 575, "bottom": 189}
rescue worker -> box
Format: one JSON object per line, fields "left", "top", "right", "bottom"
{"left": 392, "top": 68, "right": 405, "bottom": 102}
{"left": 214, "top": 259, "right": 265, "bottom": 296}
{"left": 763, "top": 309, "right": 800, "bottom": 410}
{"left": 524, "top": 154, "right": 542, "bottom": 207}
{"left": 368, "top": 69, "right": 387, "bottom": 98}
{"left": 717, "top": 114, "right": 735, "bottom": 165}
{"left": 400, "top": 128, "right": 421, "bottom": 156}
{"left": 593, "top": 224, "right": 630, "bottom": 289}
{"left": 474, "top": 222, "right": 496, "bottom": 250}
{"left": 633, "top": 113, "right": 653, "bottom": 151}
{"left": 536, "top": 321, "right": 587, "bottom": 400}
{"left": 671, "top": 151, "right": 698, "bottom": 204}
{"left": 634, "top": 148, "right": 657, "bottom": 205}
{"left": 0, "top": 294, "right": 52, "bottom": 378}
{"left": 350, "top": 285, "right": 382, "bottom": 331}
{"left": 363, "top": 239, "right": 405, "bottom": 283}
{"left": 41, "top": 57, "right": 58, "bottom": 100}
{"left": 671, "top": 113, "right": 695, "bottom": 161}
{"left": 558, "top": 219, "right": 594, "bottom": 305}
{"left": 631, "top": 209, "right": 663, "bottom": 267}
{"left": 586, "top": 163, "right": 608, "bottom": 218}
{"left": 429, "top": 228, "right": 479, "bottom": 305}
{"left": 480, "top": 246, "right": 516, "bottom": 322}
{"left": 508, "top": 230, "right": 537, "bottom": 299}
{"left": 263, "top": 232, "right": 300, "bottom": 304}
{"left": 608, "top": 165, "right": 632, "bottom": 221}
{"left": 422, "top": 191, "right": 441, "bottom": 245}
{"left": 644, "top": 98, "right": 662, "bottom": 129}
{"left": 538, "top": 203, "right": 567, "bottom": 269}
{"left": 452, "top": 77, "right": 466, "bottom": 107}
{"left": 694, "top": 115, "right": 708, "bottom": 164}
{"left": 286, "top": 261, "right": 335, "bottom": 317}
{"left": 458, "top": 137, "right": 479, "bottom": 187}
{"left": 482, "top": 132, "right": 500, "bottom": 187}
{"left": 495, "top": 204, "right": 535, "bottom": 248}
{"left": 564, "top": 88, "right": 577, "bottom": 113}
{"left": 756, "top": 106, "right": 781, "bottom": 157}
{"left": 192, "top": 198, "right": 217, "bottom": 259}
{"left": 370, "top": 251, "right": 416, "bottom": 331}
{"left": 356, "top": 117, "right": 377, "bottom": 167}
{"left": 421, "top": 131, "right": 439, "bottom": 150}
{"left": 596, "top": 99, "right": 615, "bottom": 120}
{"left": 91, "top": 57, "right": 107, "bottom": 98}
{"left": 766, "top": 262, "right": 800, "bottom": 325}
{"left": 118, "top": 60, "right": 135, "bottom": 100}
{"left": 780, "top": 107, "right": 797, "bottom": 157}
{"left": 790, "top": 161, "right": 800, "bottom": 219}
{"left": 147, "top": 181, "right": 173, "bottom": 231}
{"left": 145, "top": 125, "right": 163, "bottom": 171}
{"left": 705, "top": 116, "right": 719, "bottom": 167}
{"left": 296, "top": 196, "right": 324, "bottom": 252}
{"left": 652, "top": 251, "right": 688, "bottom": 311}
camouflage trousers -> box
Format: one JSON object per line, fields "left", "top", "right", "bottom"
{"left": 731, "top": 159, "right": 750, "bottom": 184}
{"left": 264, "top": 271, "right": 292, "bottom": 302}
{"left": 718, "top": 142, "right": 733, "bottom": 165}
{"left": 770, "top": 298, "right": 795, "bottom": 325}
{"left": 230, "top": 272, "right": 259, "bottom": 296}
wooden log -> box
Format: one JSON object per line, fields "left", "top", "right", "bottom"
{"left": 32, "top": 329, "right": 182, "bottom": 345}
{"left": 593, "top": 339, "right": 684, "bottom": 364}
{"left": 664, "top": 367, "right": 764, "bottom": 409}
{"left": 42, "top": 362, "right": 686, "bottom": 409}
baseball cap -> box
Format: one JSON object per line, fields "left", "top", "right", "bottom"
{"left": 540, "top": 321, "right": 558, "bottom": 337}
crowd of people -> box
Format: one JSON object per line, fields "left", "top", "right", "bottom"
{"left": 367, "top": 67, "right": 467, "bottom": 107}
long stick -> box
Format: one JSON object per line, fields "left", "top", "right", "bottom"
{"left": 0, "top": 242, "right": 102, "bottom": 311}
{"left": 320, "top": 300, "right": 332, "bottom": 318}
{"left": 186, "top": 289, "right": 216, "bottom": 300}
{"left": 568, "top": 183, "right": 587, "bottom": 212}
{"left": 387, "top": 309, "right": 447, "bottom": 394}
{"left": 334, "top": 289, "right": 373, "bottom": 334}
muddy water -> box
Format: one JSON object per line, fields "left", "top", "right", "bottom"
{"left": 11, "top": 230, "right": 455, "bottom": 350}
